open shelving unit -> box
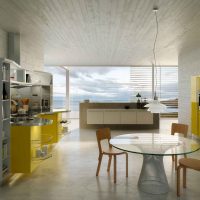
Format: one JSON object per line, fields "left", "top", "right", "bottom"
{"left": 0, "top": 58, "right": 11, "bottom": 183}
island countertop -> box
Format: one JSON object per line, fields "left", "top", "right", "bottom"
{"left": 11, "top": 117, "right": 53, "bottom": 126}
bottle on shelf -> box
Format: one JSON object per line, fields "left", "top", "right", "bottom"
{"left": 3, "top": 83, "right": 8, "bottom": 100}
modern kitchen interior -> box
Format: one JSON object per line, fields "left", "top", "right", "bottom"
{"left": 0, "top": 1, "right": 200, "bottom": 200}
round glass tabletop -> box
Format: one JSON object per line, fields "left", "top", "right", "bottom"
{"left": 110, "top": 133, "right": 200, "bottom": 156}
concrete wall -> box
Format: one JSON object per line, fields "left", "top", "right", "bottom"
{"left": 0, "top": 28, "right": 7, "bottom": 58}
{"left": 0, "top": 28, "right": 43, "bottom": 71}
{"left": 20, "top": 34, "right": 44, "bottom": 71}
{"left": 178, "top": 46, "right": 200, "bottom": 130}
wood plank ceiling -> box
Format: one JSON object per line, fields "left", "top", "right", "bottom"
{"left": 0, "top": 0, "right": 200, "bottom": 66}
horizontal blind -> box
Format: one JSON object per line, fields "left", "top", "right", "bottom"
{"left": 157, "top": 66, "right": 178, "bottom": 99}
{"left": 130, "top": 66, "right": 152, "bottom": 100}
{"left": 130, "top": 66, "right": 178, "bottom": 101}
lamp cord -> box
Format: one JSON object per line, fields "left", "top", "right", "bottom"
{"left": 153, "top": 10, "right": 158, "bottom": 99}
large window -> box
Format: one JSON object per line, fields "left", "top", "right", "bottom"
{"left": 70, "top": 67, "right": 131, "bottom": 112}
{"left": 69, "top": 66, "right": 178, "bottom": 115}
{"left": 44, "top": 66, "right": 67, "bottom": 109}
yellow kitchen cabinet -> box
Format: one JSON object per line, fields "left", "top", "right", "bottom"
{"left": 191, "top": 102, "right": 199, "bottom": 135}
{"left": 11, "top": 126, "right": 42, "bottom": 173}
{"left": 39, "top": 112, "right": 63, "bottom": 145}
{"left": 191, "top": 76, "right": 200, "bottom": 137}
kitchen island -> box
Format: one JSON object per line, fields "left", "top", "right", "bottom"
{"left": 39, "top": 109, "right": 71, "bottom": 144}
{"left": 11, "top": 117, "right": 53, "bottom": 173}
{"left": 80, "top": 102, "right": 159, "bottom": 129}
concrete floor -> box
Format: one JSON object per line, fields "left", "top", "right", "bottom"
{"left": 1, "top": 118, "right": 200, "bottom": 200}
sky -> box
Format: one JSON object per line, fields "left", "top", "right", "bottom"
{"left": 69, "top": 67, "right": 131, "bottom": 104}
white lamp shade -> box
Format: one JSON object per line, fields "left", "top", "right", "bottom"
{"left": 145, "top": 100, "right": 166, "bottom": 113}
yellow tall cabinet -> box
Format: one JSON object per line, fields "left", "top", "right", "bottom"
{"left": 191, "top": 76, "right": 200, "bottom": 136}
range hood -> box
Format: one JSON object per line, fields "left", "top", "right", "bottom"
{"left": 7, "top": 32, "right": 20, "bottom": 65}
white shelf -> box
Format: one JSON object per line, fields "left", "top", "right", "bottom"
{"left": 0, "top": 58, "right": 11, "bottom": 184}
{"left": 10, "top": 81, "right": 52, "bottom": 88}
{"left": 2, "top": 80, "right": 10, "bottom": 83}
{"left": 10, "top": 80, "right": 32, "bottom": 88}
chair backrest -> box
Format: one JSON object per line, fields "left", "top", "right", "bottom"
{"left": 96, "top": 128, "right": 111, "bottom": 153}
{"left": 171, "top": 123, "right": 188, "bottom": 137}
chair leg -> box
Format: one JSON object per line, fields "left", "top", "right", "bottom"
{"left": 96, "top": 154, "right": 103, "bottom": 176}
{"left": 114, "top": 155, "right": 117, "bottom": 183}
{"left": 175, "top": 155, "right": 178, "bottom": 170}
{"left": 107, "top": 155, "right": 112, "bottom": 172}
{"left": 172, "top": 155, "right": 175, "bottom": 161}
{"left": 126, "top": 153, "right": 128, "bottom": 177}
{"left": 183, "top": 167, "right": 186, "bottom": 188}
{"left": 177, "top": 165, "right": 181, "bottom": 197}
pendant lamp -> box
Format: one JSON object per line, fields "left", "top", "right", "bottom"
{"left": 145, "top": 7, "right": 166, "bottom": 113}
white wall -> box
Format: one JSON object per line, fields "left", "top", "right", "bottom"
{"left": 178, "top": 46, "right": 200, "bottom": 129}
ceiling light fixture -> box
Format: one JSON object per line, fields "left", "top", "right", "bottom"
{"left": 144, "top": 7, "right": 166, "bottom": 113}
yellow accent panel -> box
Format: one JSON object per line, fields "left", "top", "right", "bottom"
{"left": 191, "top": 102, "right": 199, "bottom": 136}
{"left": 191, "top": 76, "right": 200, "bottom": 102}
{"left": 11, "top": 126, "right": 41, "bottom": 173}
{"left": 39, "top": 112, "right": 63, "bottom": 144}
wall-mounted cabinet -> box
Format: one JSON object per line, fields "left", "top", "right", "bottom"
{"left": 0, "top": 58, "right": 11, "bottom": 184}
{"left": 10, "top": 61, "right": 25, "bottom": 83}
{"left": 10, "top": 70, "right": 53, "bottom": 115}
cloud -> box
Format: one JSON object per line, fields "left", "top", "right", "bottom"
{"left": 69, "top": 67, "right": 113, "bottom": 79}
{"left": 69, "top": 67, "right": 131, "bottom": 102}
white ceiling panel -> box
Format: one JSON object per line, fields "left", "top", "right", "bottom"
{"left": 0, "top": 0, "right": 200, "bottom": 66}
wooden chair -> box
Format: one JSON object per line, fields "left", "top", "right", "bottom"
{"left": 96, "top": 128, "right": 128, "bottom": 183}
{"left": 171, "top": 123, "right": 188, "bottom": 169}
{"left": 177, "top": 158, "right": 200, "bottom": 196}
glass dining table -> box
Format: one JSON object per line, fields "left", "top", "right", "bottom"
{"left": 110, "top": 133, "right": 200, "bottom": 194}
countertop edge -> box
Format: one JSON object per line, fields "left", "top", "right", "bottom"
{"left": 11, "top": 118, "right": 53, "bottom": 126}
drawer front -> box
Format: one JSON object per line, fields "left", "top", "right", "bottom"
{"left": 104, "top": 110, "right": 121, "bottom": 124}
{"left": 87, "top": 110, "right": 104, "bottom": 124}
{"left": 121, "top": 111, "right": 137, "bottom": 124}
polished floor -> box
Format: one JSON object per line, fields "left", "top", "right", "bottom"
{"left": 1, "top": 118, "right": 200, "bottom": 200}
